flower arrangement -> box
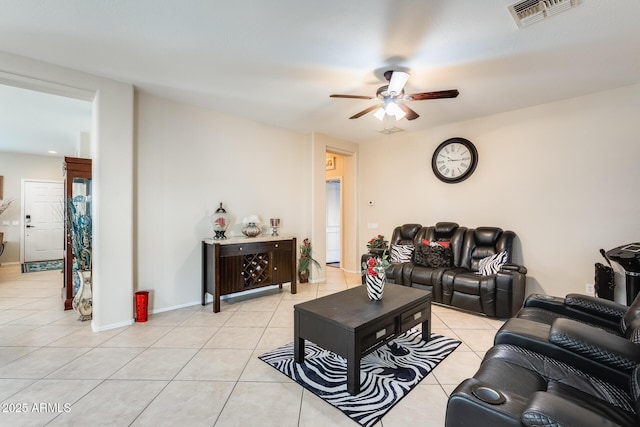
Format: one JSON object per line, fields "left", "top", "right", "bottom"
{"left": 298, "top": 238, "right": 321, "bottom": 273}
{"left": 367, "top": 234, "right": 388, "bottom": 251}
{"left": 362, "top": 250, "right": 390, "bottom": 277}
{"left": 242, "top": 214, "right": 261, "bottom": 226}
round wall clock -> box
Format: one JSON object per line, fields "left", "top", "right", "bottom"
{"left": 431, "top": 137, "right": 478, "bottom": 183}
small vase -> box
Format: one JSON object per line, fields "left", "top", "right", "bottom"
{"left": 242, "top": 222, "right": 261, "bottom": 237}
{"left": 366, "top": 272, "right": 385, "bottom": 301}
{"left": 298, "top": 269, "right": 309, "bottom": 283}
{"left": 72, "top": 270, "right": 92, "bottom": 321}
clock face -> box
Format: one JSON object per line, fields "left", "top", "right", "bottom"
{"left": 431, "top": 138, "right": 478, "bottom": 183}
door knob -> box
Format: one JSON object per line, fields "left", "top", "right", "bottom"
{"left": 26, "top": 225, "right": 35, "bottom": 228}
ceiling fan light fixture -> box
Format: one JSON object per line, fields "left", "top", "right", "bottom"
{"left": 331, "top": 70, "right": 458, "bottom": 121}
{"left": 385, "top": 101, "right": 405, "bottom": 120}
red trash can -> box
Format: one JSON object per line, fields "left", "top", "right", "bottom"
{"left": 135, "top": 291, "right": 149, "bottom": 322}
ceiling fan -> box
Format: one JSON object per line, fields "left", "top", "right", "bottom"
{"left": 330, "top": 70, "right": 459, "bottom": 121}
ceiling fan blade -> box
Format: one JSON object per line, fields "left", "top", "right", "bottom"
{"left": 406, "top": 89, "right": 459, "bottom": 101}
{"left": 387, "top": 71, "right": 410, "bottom": 95}
{"left": 398, "top": 103, "right": 419, "bottom": 121}
{"left": 330, "top": 94, "right": 374, "bottom": 100}
{"left": 349, "top": 104, "right": 380, "bottom": 119}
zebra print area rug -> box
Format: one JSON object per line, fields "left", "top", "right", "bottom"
{"left": 259, "top": 329, "right": 460, "bottom": 427}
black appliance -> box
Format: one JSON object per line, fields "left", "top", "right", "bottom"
{"left": 606, "top": 243, "right": 640, "bottom": 305}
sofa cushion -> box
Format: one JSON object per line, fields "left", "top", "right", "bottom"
{"left": 389, "top": 244, "right": 414, "bottom": 263}
{"left": 414, "top": 242, "right": 452, "bottom": 268}
{"left": 421, "top": 239, "right": 450, "bottom": 248}
{"left": 478, "top": 251, "right": 508, "bottom": 275}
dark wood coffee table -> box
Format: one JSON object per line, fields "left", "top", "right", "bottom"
{"left": 294, "top": 284, "right": 432, "bottom": 395}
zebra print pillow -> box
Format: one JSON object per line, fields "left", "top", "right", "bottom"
{"left": 478, "top": 251, "right": 508, "bottom": 275}
{"left": 389, "top": 244, "right": 414, "bottom": 263}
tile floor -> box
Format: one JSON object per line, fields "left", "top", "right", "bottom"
{"left": 0, "top": 264, "right": 503, "bottom": 426}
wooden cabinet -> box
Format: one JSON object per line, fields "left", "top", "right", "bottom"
{"left": 62, "top": 157, "right": 92, "bottom": 310}
{"left": 202, "top": 236, "right": 297, "bottom": 312}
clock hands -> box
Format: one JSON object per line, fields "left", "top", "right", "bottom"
{"left": 442, "top": 157, "right": 470, "bottom": 162}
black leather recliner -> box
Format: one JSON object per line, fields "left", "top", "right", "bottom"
{"left": 513, "top": 292, "right": 640, "bottom": 335}
{"left": 446, "top": 292, "right": 640, "bottom": 426}
{"left": 491, "top": 292, "right": 640, "bottom": 388}
{"left": 405, "top": 222, "right": 466, "bottom": 303}
{"left": 446, "top": 343, "right": 640, "bottom": 427}
{"left": 440, "top": 227, "right": 527, "bottom": 317}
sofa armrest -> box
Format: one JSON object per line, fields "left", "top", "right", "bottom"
{"left": 501, "top": 262, "right": 527, "bottom": 274}
{"left": 563, "top": 293, "right": 627, "bottom": 320}
{"left": 445, "top": 378, "right": 527, "bottom": 427}
{"left": 522, "top": 391, "right": 636, "bottom": 427}
{"left": 523, "top": 293, "right": 625, "bottom": 328}
{"left": 549, "top": 318, "right": 640, "bottom": 371}
{"left": 494, "top": 268, "right": 527, "bottom": 318}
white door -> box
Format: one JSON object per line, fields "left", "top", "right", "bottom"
{"left": 23, "top": 180, "right": 64, "bottom": 262}
{"left": 326, "top": 179, "right": 341, "bottom": 264}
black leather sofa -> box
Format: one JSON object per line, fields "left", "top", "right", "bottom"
{"left": 361, "top": 222, "right": 527, "bottom": 317}
{"left": 445, "top": 293, "right": 640, "bottom": 426}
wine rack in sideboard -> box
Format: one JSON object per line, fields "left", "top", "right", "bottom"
{"left": 202, "top": 236, "right": 297, "bottom": 313}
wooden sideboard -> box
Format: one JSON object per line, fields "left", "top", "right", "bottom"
{"left": 202, "top": 236, "right": 297, "bottom": 312}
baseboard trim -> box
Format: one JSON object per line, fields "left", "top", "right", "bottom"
{"left": 91, "top": 318, "right": 134, "bottom": 332}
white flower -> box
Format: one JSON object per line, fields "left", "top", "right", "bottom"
{"left": 242, "top": 215, "right": 261, "bottom": 225}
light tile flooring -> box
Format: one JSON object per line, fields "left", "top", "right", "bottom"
{"left": 0, "top": 264, "right": 503, "bottom": 426}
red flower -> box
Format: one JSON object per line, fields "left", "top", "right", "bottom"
{"left": 367, "top": 267, "right": 377, "bottom": 276}
{"left": 367, "top": 257, "right": 376, "bottom": 267}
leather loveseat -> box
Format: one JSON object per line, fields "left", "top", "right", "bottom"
{"left": 445, "top": 293, "right": 640, "bottom": 426}
{"left": 361, "top": 222, "right": 527, "bottom": 318}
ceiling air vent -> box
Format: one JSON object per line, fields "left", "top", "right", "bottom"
{"left": 508, "top": 0, "right": 576, "bottom": 28}
{"left": 378, "top": 127, "right": 404, "bottom": 135}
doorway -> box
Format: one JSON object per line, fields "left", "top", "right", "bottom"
{"left": 22, "top": 180, "right": 64, "bottom": 262}
{"left": 326, "top": 178, "right": 341, "bottom": 267}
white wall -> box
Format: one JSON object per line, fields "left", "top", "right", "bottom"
{"left": 135, "top": 91, "right": 310, "bottom": 311}
{"left": 0, "top": 51, "right": 135, "bottom": 331}
{"left": 0, "top": 152, "right": 62, "bottom": 262}
{"left": 360, "top": 83, "right": 640, "bottom": 301}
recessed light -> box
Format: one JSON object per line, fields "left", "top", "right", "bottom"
{"left": 48, "top": 150, "right": 57, "bottom": 154}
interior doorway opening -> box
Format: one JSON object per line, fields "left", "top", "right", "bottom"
{"left": 326, "top": 178, "right": 341, "bottom": 268}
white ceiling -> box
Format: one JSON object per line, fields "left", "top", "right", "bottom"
{"left": 0, "top": 0, "right": 639, "bottom": 154}
{"left": 0, "top": 84, "right": 92, "bottom": 157}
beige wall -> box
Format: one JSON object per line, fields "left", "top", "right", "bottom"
{"left": 0, "top": 152, "right": 63, "bottom": 262}
{"left": 135, "top": 91, "right": 311, "bottom": 310}
{"left": 359, "top": 83, "right": 640, "bottom": 303}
